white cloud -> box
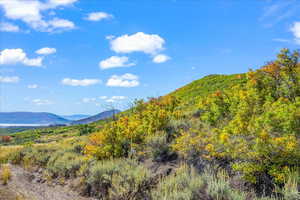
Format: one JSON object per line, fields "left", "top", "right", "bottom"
{"left": 99, "top": 96, "right": 108, "bottom": 99}
{"left": 104, "top": 96, "right": 126, "bottom": 103}
{"left": 106, "top": 73, "right": 139, "bottom": 87}
{"left": 111, "top": 96, "right": 126, "bottom": 100}
{"left": 0, "top": 22, "right": 20, "bottom": 32}
{"left": 99, "top": 56, "right": 135, "bottom": 69}
{"left": 106, "top": 35, "right": 115, "bottom": 40}
{"left": 32, "top": 99, "right": 53, "bottom": 106}
{"left": 23, "top": 57, "right": 43, "bottom": 67}
{"left": 0, "top": 0, "right": 77, "bottom": 32}
{"left": 28, "top": 84, "right": 38, "bottom": 89}
{"left": 291, "top": 22, "right": 300, "bottom": 44}
{"left": 106, "top": 99, "right": 115, "bottom": 103}
{"left": 0, "top": 48, "right": 26, "bottom": 64}
{"left": 110, "top": 32, "right": 165, "bottom": 55}
{"left": 36, "top": 47, "right": 56, "bottom": 55}
{"left": 0, "top": 76, "right": 20, "bottom": 83}
{"left": 48, "top": 18, "right": 75, "bottom": 30}
{"left": 48, "top": 0, "right": 78, "bottom": 6}
{"left": 152, "top": 54, "right": 170, "bottom": 63}
{"left": 86, "top": 12, "right": 113, "bottom": 21}
{"left": 0, "top": 48, "right": 43, "bottom": 67}
{"left": 62, "top": 78, "right": 101, "bottom": 86}
{"left": 82, "top": 97, "right": 96, "bottom": 103}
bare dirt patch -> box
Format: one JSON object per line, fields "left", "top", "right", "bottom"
{"left": 0, "top": 164, "right": 95, "bottom": 200}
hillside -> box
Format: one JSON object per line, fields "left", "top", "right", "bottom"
{"left": 170, "top": 74, "right": 246, "bottom": 104}
{"left": 61, "top": 114, "right": 91, "bottom": 121}
{"left": 71, "top": 109, "right": 120, "bottom": 125}
{"left": 0, "top": 49, "right": 299, "bottom": 200}
{"left": 0, "top": 112, "right": 70, "bottom": 125}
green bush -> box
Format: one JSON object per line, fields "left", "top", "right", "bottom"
{"left": 83, "top": 159, "right": 151, "bottom": 199}
{"left": 46, "top": 151, "right": 85, "bottom": 178}
{"left": 204, "top": 169, "right": 247, "bottom": 200}
{"left": 151, "top": 164, "right": 204, "bottom": 200}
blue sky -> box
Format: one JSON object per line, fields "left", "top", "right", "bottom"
{"left": 0, "top": 0, "right": 300, "bottom": 115}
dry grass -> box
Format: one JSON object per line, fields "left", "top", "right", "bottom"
{"left": 1, "top": 164, "right": 11, "bottom": 185}
{"left": 0, "top": 146, "right": 23, "bottom": 164}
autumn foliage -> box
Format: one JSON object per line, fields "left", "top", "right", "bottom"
{"left": 85, "top": 96, "right": 182, "bottom": 159}
{"left": 1, "top": 136, "right": 12, "bottom": 143}
{"left": 173, "top": 49, "right": 300, "bottom": 184}
{"left": 84, "top": 49, "right": 299, "bottom": 189}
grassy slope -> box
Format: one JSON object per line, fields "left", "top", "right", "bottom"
{"left": 169, "top": 74, "right": 246, "bottom": 108}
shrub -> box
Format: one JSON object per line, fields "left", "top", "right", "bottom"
{"left": 46, "top": 151, "right": 85, "bottom": 178}
{"left": 85, "top": 96, "right": 182, "bottom": 160}
{"left": 204, "top": 169, "right": 247, "bottom": 200}
{"left": 1, "top": 136, "right": 12, "bottom": 143}
{"left": 79, "top": 125, "right": 94, "bottom": 136}
{"left": 82, "top": 159, "right": 151, "bottom": 199}
{"left": 1, "top": 164, "right": 11, "bottom": 185}
{"left": 151, "top": 164, "right": 204, "bottom": 200}
{"left": 275, "top": 169, "right": 300, "bottom": 200}
{"left": 144, "top": 133, "right": 176, "bottom": 162}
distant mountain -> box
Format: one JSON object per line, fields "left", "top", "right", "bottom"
{"left": 0, "top": 112, "right": 70, "bottom": 125}
{"left": 61, "top": 114, "right": 91, "bottom": 121}
{"left": 71, "top": 109, "right": 120, "bottom": 125}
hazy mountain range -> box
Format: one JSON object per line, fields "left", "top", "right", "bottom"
{"left": 0, "top": 110, "right": 120, "bottom": 127}
{"left": 61, "top": 114, "right": 91, "bottom": 121}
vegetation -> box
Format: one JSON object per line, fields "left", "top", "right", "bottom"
{"left": 0, "top": 164, "right": 11, "bottom": 185}
{"left": 0, "top": 49, "right": 299, "bottom": 199}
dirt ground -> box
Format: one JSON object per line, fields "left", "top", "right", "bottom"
{"left": 0, "top": 165, "right": 95, "bottom": 200}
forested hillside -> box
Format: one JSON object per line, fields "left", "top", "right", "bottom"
{"left": 0, "top": 49, "right": 299, "bottom": 200}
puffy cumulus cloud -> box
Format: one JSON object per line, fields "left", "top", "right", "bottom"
{"left": 0, "top": 0, "right": 77, "bottom": 32}
{"left": 0, "top": 76, "right": 20, "bottom": 83}
{"left": 291, "top": 22, "right": 300, "bottom": 44}
{"left": 32, "top": 98, "right": 53, "bottom": 106}
{"left": 106, "top": 73, "right": 139, "bottom": 87}
{"left": 0, "top": 48, "right": 26, "bottom": 64}
{"left": 99, "top": 56, "right": 135, "bottom": 69}
{"left": 0, "top": 22, "right": 20, "bottom": 32}
{"left": 85, "top": 12, "right": 113, "bottom": 21}
{"left": 110, "top": 32, "right": 165, "bottom": 55}
{"left": 28, "top": 84, "right": 38, "bottom": 89}
{"left": 35, "top": 47, "right": 56, "bottom": 55}
{"left": 0, "top": 48, "right": 43, "bottom": 67}
{"left": 61, "top": 78, "right": 101, "bottom": 86}
{"left": 152, "top": 54, "right": 170, "bottom": 63}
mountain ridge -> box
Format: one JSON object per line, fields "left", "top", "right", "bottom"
{"left": 0, "top": 112, "right": 70, "bottom": 125}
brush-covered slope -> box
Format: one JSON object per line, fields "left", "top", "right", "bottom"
{"left": 0, "top": 112, "right": 70, "bottom": 125}
{"left": 0, "top": 49, "right": 299, "bottom": 200}
{"left": 169, "top": 74, "right": 246, "bottom": 106}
